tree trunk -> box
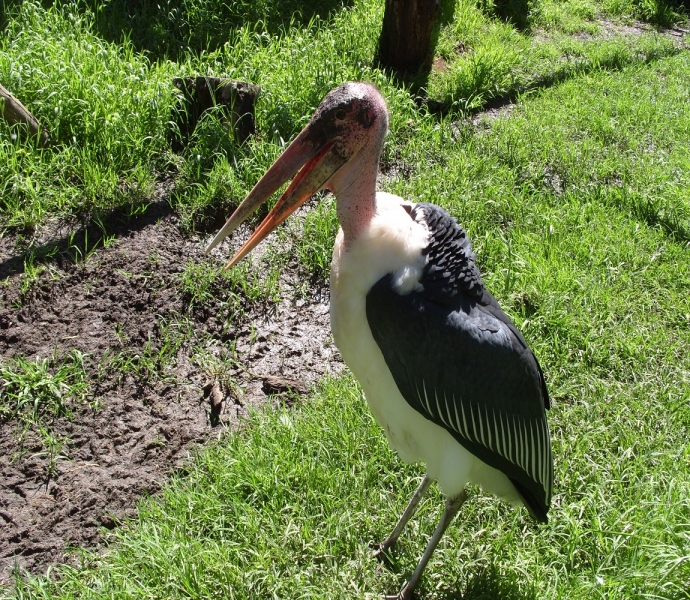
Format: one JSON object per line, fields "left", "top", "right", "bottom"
{"left": 0, "top": 83, "right": 49, "bottom": 146}
{"left": 376, "top": 0, "right": 440, "bottom": 76}
{"left": 171, "top": 77, "right": 260, "bottom": 150}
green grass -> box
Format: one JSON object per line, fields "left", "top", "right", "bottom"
{"left": 1, "top": 0, "right": 690, "bottom": 597}
{"left": 534, "top": 0, "right": 683, "bottom": 30}
{"left": 6, "top": 48, "right": 690, "bottom": 599}
{"left": 430, "top": 25, "right": 681, "bottom": 110}
{"left": 2, "top": 0, "right": 686, "bottom": 235}
{"left": 0, "top": 1, "right": 173, "bottom": 230}
{"left": 98, "top": 317, "right": 192, "bottom": 387}
{"left": 7, "top": 373, "right": 690, "bottom": 598}
{"left": 289, "top": 195, "right": 341, "bottom": 280}
{"left": 178, "top": 256, "right": 282, "bottom": 314}
{"left": 0, "top": 351, "right": 92, "bottom": 473}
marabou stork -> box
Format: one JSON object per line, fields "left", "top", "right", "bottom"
{"left": 206, "top": 82, "right": 553, "bottom": 599}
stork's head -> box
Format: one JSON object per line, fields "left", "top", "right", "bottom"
{"left": 206, "top": 82, "right": 389, "bottom": 267}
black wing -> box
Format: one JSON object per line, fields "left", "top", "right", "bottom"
{"left": 366, "top": 203, "right": 553, "bottom": 521}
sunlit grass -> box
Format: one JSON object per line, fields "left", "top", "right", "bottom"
{"left": 2, "top": 0, "right": 686, "bottom": 234}
{"left": 178, "top": 254, "right": 283, "bottom": 314}
{"left": 0, "top": 1, "right": 175, "bottom": 230}
{"left": 6, "top": 46, "right": 690, "bottom": 600}
{"left": 7, "top": 368, "right": 689, "bottom": 598}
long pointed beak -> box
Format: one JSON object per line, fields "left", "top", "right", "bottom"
{"left": 206, "top": 125, "right": 346, "bottom": 269}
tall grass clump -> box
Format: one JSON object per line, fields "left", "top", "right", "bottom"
{"left": 0, "top": 1, "right": 176, "bottom": 230}
{"left": 81, "top": 0, "right": 355, "bottom": 60}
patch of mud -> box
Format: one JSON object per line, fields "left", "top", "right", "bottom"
{"left": 469, "top": 104, "right": 517, "bottom": 130}
{"left": 432, "top": 57, "right": 449, "bottom": 73}
{"left": 0, "top": 213, "right": 342, "bottom": 585}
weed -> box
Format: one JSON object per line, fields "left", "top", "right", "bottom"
{"left": 0, "top": 350, "right": 91, "bottom": 467}
{"left": 17, "top": 252, "right": 45, "bottom": 299}
{"left": 0, "top": 351, "right": 89, "bottom": 423}
{"left": 99, "top": 317, "right": 192, "bottom": 386}
{"left": 32, "top": 425, "right": 71, "bottom": 478}
{"left": 65, "top": 227, "right": 115, "bottom": 265}
{"left": 192, "top": 349, "right": 244, "bottom": 403}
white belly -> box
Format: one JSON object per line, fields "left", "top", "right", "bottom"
{"left": 329, "top": 194, "right": 522, "bottom": 504}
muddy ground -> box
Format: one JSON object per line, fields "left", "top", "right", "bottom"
{"left": 0, "top": 202, "right": 343, "bottom": 586}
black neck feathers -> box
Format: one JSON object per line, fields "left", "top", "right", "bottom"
{"left": 411, "top": 203, "right": 484, "bottom": 304}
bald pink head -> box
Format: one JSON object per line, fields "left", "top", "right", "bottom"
{"left": 316, "top": 83, "right": 389, "bottom": 240}
{"left": 206, "top": 82, "right": 390, "bottom": 264}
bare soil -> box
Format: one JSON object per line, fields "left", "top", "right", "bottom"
{"left": 0, "top": 207, "right": 341, "bottom": 585}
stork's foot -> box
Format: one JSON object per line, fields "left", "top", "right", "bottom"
{"left": 370, "top": 539, "right": 395, "bottom": 563}
{"left": 381, "top": 584, "right": 416, "bottom": 600}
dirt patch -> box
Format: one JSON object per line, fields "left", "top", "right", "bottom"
{"left": 0, "top": 211, "right": 342, "bottom": 585}
{"left": 469, "top": 104, "right": 517, "bottom": 130}
{"left": 432, "top": 57, "right": 448, "bottom": 73}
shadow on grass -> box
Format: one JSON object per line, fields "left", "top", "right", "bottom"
{"left": 601, "top": 187, "right": 690, "bottom": 244}
{"left": 422, "top": 39, "right": 683, "bottom": 117}
{"left": 630, "top": 205, "right": 690, "bottom": 244}
{"left": 483, "top": 0, "right": 531, "bottom": 31}
{"left": 381, "top": 560, "right": 537, "bottom": 600}
{"left": 629, "top": 0, "right": 689, "bottom": 26}
{"left": 440, "top": 562, "right": 538, "bottom": 600}
{"left": 0, "top": 197, "right": 175, "bottom": 279}
{"left": 78, "top": 0, "right": 354, "bottom": 61}
{"left": 0, "top": 0, "right": 23, "bottom": 30}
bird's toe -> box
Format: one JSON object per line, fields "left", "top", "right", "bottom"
{"left": 370, "top": 540, "right": 395, "bottom": 564}
{"left": 381, "top": 589, "right": 415, "bottom": 600}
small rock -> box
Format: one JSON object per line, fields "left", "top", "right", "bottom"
{"left": 261, "top": 375, "right": 309, "bottom": 396}
{"left": 203, "top": 381, "right": 224, "bottom": 426}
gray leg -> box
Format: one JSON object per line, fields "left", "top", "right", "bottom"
{"left": 373, "top": 475, "right": 432, "bottom": 558}
{"left": 384, "top": 489, "right": 468, "bottom": 600}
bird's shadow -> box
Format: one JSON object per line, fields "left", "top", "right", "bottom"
{"left": 377, "top": 552, "right": 535, "bottom": 600}
{"left": 438, "top": 562, "right": 537, "bottom": 600}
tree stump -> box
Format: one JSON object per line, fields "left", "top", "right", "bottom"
{"left": 0, "top": 83, "right": 49, "bottom": 146}
{"left": 172, "top": 77, "right": 260, "bottom": 149}
{"left": 376, "top": 0, "right": 440, "bottom": 76}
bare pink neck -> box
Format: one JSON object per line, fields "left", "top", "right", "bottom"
{"left": 330, "top": 138, "right": 381, "bottom": 243}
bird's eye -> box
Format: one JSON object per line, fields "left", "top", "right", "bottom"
{"left": 335, "top": 108, "right": 347, "bottom": 120}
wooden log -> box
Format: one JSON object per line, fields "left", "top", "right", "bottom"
{"left": 376, "top": 0, "right": 440, "bottom": 76}
{"left": 0, "top": 83, "right": 49, "bottom": 146}
{"left": 172, "top": 77, "right": 260, "bottom": 149}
